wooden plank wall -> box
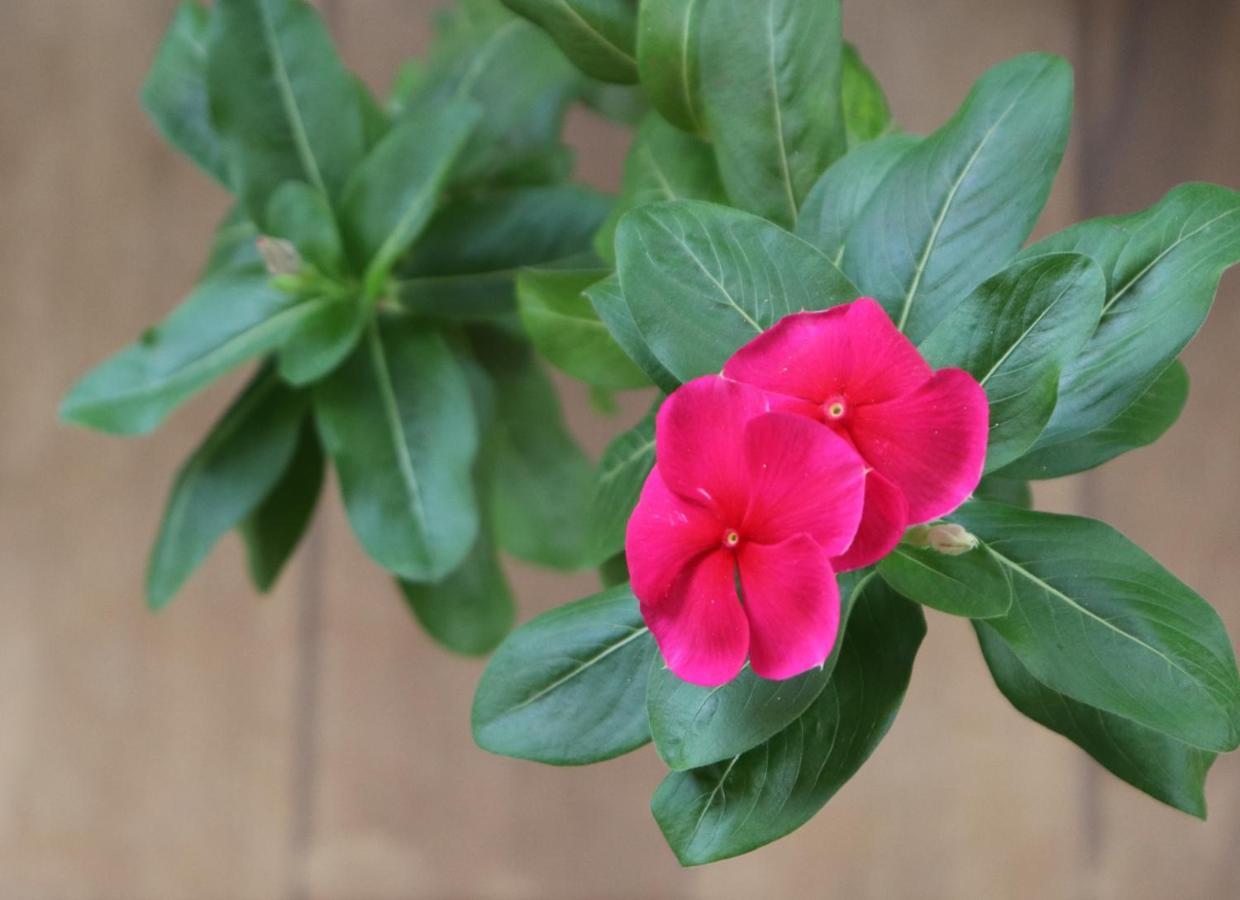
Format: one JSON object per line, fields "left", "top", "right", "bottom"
{"left": 0, "top": 1, "right": 1236, "bottom": 897}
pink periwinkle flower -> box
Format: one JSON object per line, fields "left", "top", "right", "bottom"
{"left": 724, "top": 297, "right": 989, "bottom": 565}
{"left": 625, "top": 376, "right": 869, "bottom": 686}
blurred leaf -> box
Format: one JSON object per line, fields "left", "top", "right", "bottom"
{"left": 585, "top": 401, "right": 656, "bottom": 565}
{"left": 636, "top": 0, "right": 705, "bottom": 133}
{"left": 841, "top": 43, "right": 892, "bottom": 148}
{"left": 973, "top": 475, "right": 1031, "bottom": 509}
{"left": 517, "top": 267, "right": 649, "bottom": 389}
{"left": 265, "top": 180, "right": 345, "bottom": 275}
{"left": 316, "top": 320, "right": 479, "bottom": 581}
{"left": 502, "top": 0, "right": 638, "bottom": 83}
{"left": 240, "top": 416, "right": 324, "bottom": 591}
{"left": 584, "top": 274, "right": 679, "bottom": 393}
{"left": 207, "top": 0, "right": 366, "bottom": 225}
{"left": 142, "top": 1, "right": 229, "bottom": 186}
{"left": 276, "top": 297, "right": 366, "bottom": 386}
{"left": 147, "top": 369, "right": 307, "bottom": 608}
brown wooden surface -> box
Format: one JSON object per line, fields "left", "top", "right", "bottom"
{"left": 1, "top": 1, "right": 1237, "bottom": 897}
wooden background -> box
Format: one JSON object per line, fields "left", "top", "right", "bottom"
{"left": 3, "top": 1, "right": 1239, "bottom": 897}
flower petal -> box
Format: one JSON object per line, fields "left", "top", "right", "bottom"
{"left": 832, "top": 469, "right": 908, "bottom": 571}
{"left": 849, "top": 368, "right": 989, "bottom": 522}
{"left": 655, "top": 375, "right": 771, "bottom": 521}
{"left": 643, "top": 549, "right": 749, "bottom": 687}
{"left": 739, "top": 535, "right": 840, "bottom": 681}
{"left": 724, "top": 298, "right": 932, "bottom": 407}
{"left": 740, "top": 412, "right": 866, "bottom": 556}
{"left": 625, "top": 466, "right": 721, "bottom": 605}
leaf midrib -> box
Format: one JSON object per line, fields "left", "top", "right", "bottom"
{"left": 502, "top": 625, "right": 651, "bottom": 715}
{"left": 257, "top": 1, "right": 328, "bottom": 197}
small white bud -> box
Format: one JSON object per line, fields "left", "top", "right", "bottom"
{"left": 256, "top": 236, "right": 302, "bottom": 276}
{"left": 925, "top": 523, "right": 978, "bottom": 556}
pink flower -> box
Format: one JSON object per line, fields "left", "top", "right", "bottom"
{"left": 724, "top": 297, "right": 989, "bottom": 564}
{"left": 625, "top": 377, "right": 868, "bottom": 686}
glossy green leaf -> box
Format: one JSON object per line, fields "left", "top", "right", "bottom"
{"left": 1000, "top": 361, "right": 1189, "bottom": 480}
{"left": 516, "top": 267, "right": 649, "bottom": 389}
{"left": 239, "top": 416, "right": 324, "bottom": 592}
{"left": 412, "top": 10, "right": 580, "bottom": 186}
{"left": 878, "top": 541, "right": 1012, "bottom": 619}
{"left": 841, "top": 43, "right": 892, "bottom": 148}
{"left": 207, "top": 0, "right": 365, "bottom": 224}
{"left": 142, "top": 1, "right": 229, "bottom": 186}
{"left": 398, "top": 184, "right": 611, "bottom": 319}
{"left": 341, "top": 101, "right": 481, "bottom": 295}
{"left": 276, "top": 297, "right": 366, "bottom": 386}
{"left": 652, "top": 578, "right": 925, "bottom": 865}
{"left": 952, "top": 501, "right": 1240, "bottom": 751}
{"left": 843, "top": 54, "right": 1073, "bottom": 340}
{"left": 265, "top": 180, "right": 345, "bottom": 274}
{"left": 60, "top": 270, "right": 320, "bottom": 436}
{"left": 647, "top": 571, "right": 870, "bottom": 772}
{"left": 698, "top": 0, "right": 845, "bottom": 227}
{"left": 472, "top": 584, "right": 657, "bottom": 764}
{"left": 475, "top": 328, "right": 594, "bottom": 570}
{"left": 636, "top": 0, "right": 705, "bottom": 133}
{"left": 977, "top": 623, "right": 1214, "bottom": 818}
{"left": 1018, "top": 184, "right": 1240, "bottom": 449}
{"left": 502, "top": 0, "right": 638, "bottom": 83}
{"left": 796, "top": 133, "right": 918, "bottom": 267}
{"left": 316, "top": 320, "right": 479, "bottom": 581}
{"left": 586, "top": 402, "right": 657, "bottom": 565}
{"left": 594, "top": 112, "right": 725, "bottom": 264}
{"left": 974, "top": 474, "right": 1031, "bottom": 509}
{"left": 615, "top": 200, "right": 858, "bottom": 381}
{"left": 919, "top": 253, "right": 1105, "bottom": 471}
{"left": 584, "top": 275, "right": 680, "bottom": 393}
{"left": 147, "top": 370, "right": 307, "bottom": 608}
{"left": 400, "top": 527, "right": 515, "bottom": 657}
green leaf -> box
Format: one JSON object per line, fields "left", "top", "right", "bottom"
{"left": 315, "top": 320, "right": 479, "bottom": 581}
{"left": 698, "top": 0, "right": 846, "bottom": 227}
{"left": 412, "top": 11, "right": 580, "bottom": 187}
{"left": 841, "top": 43, "right": 892, "bottom": 149}
{"left": 398, "top": 184, "right": 611, "bottom": 319}
{"left": 598, "top": 552, "right": 629, "bottom": 588}
{"left": 201, "top": 206, "right": 262, "bottom": 277}
{"left": 474, "top": 328, "right": 594, "bottom": 570}
{"left": 976, "top": 623, "right": 1214, "bottom": 818}
{"left": 843, "top": 53, "right": 1073, "bottom": 341}
{"left": 585, "top": 402, "right": 657, "bottom": 565}
{"left": 142, "top": 1, "right": 229, "bottom": 186}
{"left": 60, "top": 270, "right": 321, "bottom": 436}
{"left": 951, "top": 501, "right": 1240, "bottom": 751}
{"left": 636, "top": 0, "right": 705, "bottom": 133}
{"left": 265, "top": 180, "right": 345, "bottom": 274}
{"left": 593, "top": 112, "right": 725, "bottom": 264}
{"left": 516, "top": 267, "right": 649, "bottom": 389}
{"left": 1017, "top": 183, "right": 1240, "bottom": 449}
{"left": 352, "top": 75, "right": 392, "bottom": 150}
{"left": 400, "top": 527, "right": 515, "bottom": 657}
{"left": 615, "top": 200, "right": 859, "bottom": 381}
{"left": 919, "top": 253, "right": 1105, "bottom": 471}
{"left": 207, "top": 0, "right": 365, "bottom": 225}
{"left": 147, "top": 369, "right": 307, "bottom": 608}
{"left": 974, "top": 474, "right": 1031, "bottom": 509}
{"left": 877, "top": 541, "right": 1012, "bottom": 619}
{"left": 276, "top": 297, "right": 366, "bottom": 386}
{"left": 584, "top": 275, "right": 680, "bottom": 393}
{"left": 501, "top": 0, "right": 638, "bottom": 83}
{"left": 472, "top": 584, "right": 657, "bottom": 764}
{"left": 341, "top": 100, "right": 481, "bottom": 295}
{"left": 239, "top": 416, "right": 323, "bottom": 592}
{"left": 796, "top": 133, "right": 918, "bottom": 266}
{"left": 652, "top": 578, "right": 925, "bottom": 865}
{"left": 1000, "top": 361, "right": 1189, "bottom": 480}
{"left": 647, "top": 571, "right": 870, "bottom": 772}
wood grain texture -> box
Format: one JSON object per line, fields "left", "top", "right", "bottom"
{"left": 1, "top": 0, "right": 1237, "bottom": 897}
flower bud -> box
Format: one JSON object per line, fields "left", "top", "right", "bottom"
{"left": 903, "top": 523, "right": 978, "bottom": 556}
{"left": 256, "top": 236, "right": 302, "bottom": 277}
